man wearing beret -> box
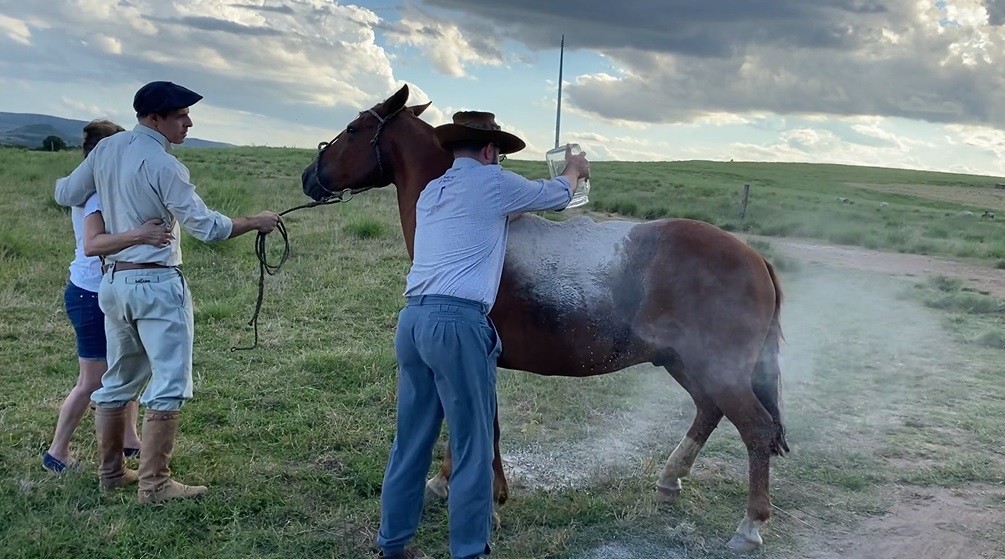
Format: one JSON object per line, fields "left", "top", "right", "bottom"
{"left": 54, "top": 81, "right": 281, "bottom": 503}
{"left": 375, "top": 112, "right": 590, "bottom": 559}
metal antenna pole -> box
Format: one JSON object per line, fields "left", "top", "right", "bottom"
{"left": 554, "top": 34, "right": 564, "bottom": 149}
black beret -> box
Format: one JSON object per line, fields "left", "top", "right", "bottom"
{"left": 133, "top": 81, "right": 203, "bottom": 117}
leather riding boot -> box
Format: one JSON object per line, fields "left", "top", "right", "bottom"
{"left": 137, "top": 410, "right": 207, "bottom": 504}
{"left": 94, "top": 406, "right": 138, "bottom": 490}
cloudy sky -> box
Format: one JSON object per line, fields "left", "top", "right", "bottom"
{"left": 3, "top": 0, "right": 1005, "bottom": 176}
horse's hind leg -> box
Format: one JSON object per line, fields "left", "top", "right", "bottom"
{"left": 656, "top": 365, "right": 723, "bottom": 501}
{"left": 712, "top": 381, "right": 776, "bottom": 551}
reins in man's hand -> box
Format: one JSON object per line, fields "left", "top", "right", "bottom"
{"left": 230, "top": 191, "right": 353, "bottom": 351}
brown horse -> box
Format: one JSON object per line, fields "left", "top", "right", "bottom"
{"left": 301, "top": 84, "right": 788, "bottom": 551}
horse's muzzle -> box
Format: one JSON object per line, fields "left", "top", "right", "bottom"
{"left": 301, "top": 160, "right": 327, "bottom": 201}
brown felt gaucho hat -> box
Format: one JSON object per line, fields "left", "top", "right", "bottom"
{"left": 433, "top": 111, "right": 526, "bottom": 155}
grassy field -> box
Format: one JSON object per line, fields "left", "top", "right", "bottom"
{"left": 1, "top": 146, "right": 1004, "bottom": 558}
{"left": 530, "top": 158, "right": 1005, "bottom": 261}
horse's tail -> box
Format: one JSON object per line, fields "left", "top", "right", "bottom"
{"left": 752, "top": 259, "right": 789, "bottom": 456}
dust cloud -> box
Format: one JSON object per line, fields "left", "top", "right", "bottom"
{"left": 496, "top": 258, "right": 981, "bottom": 557}
{"left": 498, "top": 264, "right": 945, "bottom": 487}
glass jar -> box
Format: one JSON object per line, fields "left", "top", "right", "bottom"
{"left": 546, "top": 143, "right": 591, "bottom": 209}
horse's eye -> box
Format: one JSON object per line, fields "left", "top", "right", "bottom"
{"left": 347, "top": 125, "right": 357, "bottom": 134}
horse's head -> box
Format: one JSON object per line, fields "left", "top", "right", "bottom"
{"left": 302, "top": 84, "right": 433, "bottom": 201}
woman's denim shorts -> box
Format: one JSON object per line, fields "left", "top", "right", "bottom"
{"left": 64, "top": 281, "right": 106, "bottom": 360}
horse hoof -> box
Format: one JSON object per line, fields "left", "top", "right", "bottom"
{"left": 654, "top": 484, "right": 681, "bottom": 503}
{"left": 726, "top": 532, "right": 762, "bottom": 552}
{"left": 424, "top": 476, "right": 448, "bottom": 501}
{"left": 728, "top": 514, "right": 763, "bottom": 551}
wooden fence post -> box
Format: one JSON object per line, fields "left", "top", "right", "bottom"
{"left": 739, "top": 183, "right": 750, "bottom": 220}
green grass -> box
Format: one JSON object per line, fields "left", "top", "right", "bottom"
{"left": 912, "top": 275, "right": 1005, "bottom": 353}
{"left": 505, "top": 158, "right": 1005, "bottom": 261}
{"left": 344, "top": 217, "right": 387, "bottom": 240}
{"left": 2, "top": 146, "right": 1005, "bottom": 558}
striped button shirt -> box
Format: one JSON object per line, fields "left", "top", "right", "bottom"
{"left": 404, "top": 157, "right": 572, "bottom": 309}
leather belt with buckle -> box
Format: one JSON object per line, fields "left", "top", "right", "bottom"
{"left": 102, "top": 261, "right": 170, "bottom": 274}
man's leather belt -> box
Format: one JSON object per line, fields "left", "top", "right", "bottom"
{"left": 102, "top": 261, "right": 170, "bottom": 274}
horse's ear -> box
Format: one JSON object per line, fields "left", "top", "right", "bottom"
{"left": 408, "top": 102, "right": 432, "bottom": 118}
{"left": 385, "top": 84, "right": 410, "bottom": 112}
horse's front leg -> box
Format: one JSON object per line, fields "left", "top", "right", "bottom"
{"left": 426, "top": 412, "right": 509, "bottom": 508}
{"left": 491, "top": 411, "right": 509, "bottom": 505}
{"left": 425, "top": 451, "right": 451, "bottom": 500}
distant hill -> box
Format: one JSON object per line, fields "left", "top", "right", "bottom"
{"left": 0, "top": 112, "right": 234, "bottom": 149}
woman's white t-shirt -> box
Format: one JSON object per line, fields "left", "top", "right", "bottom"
{"left": 68, "top": 193, "right": 103, "bottom": 293}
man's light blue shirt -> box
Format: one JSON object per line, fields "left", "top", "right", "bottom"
{"left": 404, "top": 157, "right": 572, "bottom": 309}
{"left": 54, "top": 124, "right": 233, "bottom": 266}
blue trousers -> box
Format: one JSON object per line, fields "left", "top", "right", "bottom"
{"left": 378, "top": 295, "right": 500, "bottom": 559}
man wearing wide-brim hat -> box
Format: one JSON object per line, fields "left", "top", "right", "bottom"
{"left": 431, "top": 111, "right": 527, "bottom": 155}
{"left": 54, "top": 81, "right": 282, "bottom": 505}
{"left": 375, "top": 111, "right": 589, "bottom": 559}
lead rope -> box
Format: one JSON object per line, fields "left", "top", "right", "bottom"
{"left": 230, "top": 190, "right": 353, "bottom": 351}
{"left": 232, "top": 105, "right": 401, "bottom": 350}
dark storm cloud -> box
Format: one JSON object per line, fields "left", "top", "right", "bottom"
{"left": 416, "top": 0, "right": 1005, "bottom": 128}
{"left": 422, "top": 0, "right": 894, "bottom": 57}
{"left": 985, "top": 0, "right": 1005, "bottom": 25}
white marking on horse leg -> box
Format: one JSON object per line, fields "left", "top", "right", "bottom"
{"left": 656, "top": 436, "right": 703, "bottom": 500}
{"left": 425, "top": 473, "right": 449, "bottom": 501}
{"left": 726, "top": 513, "right": 763, "bottom": 551}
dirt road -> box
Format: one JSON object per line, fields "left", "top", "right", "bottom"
{"left": 751, "top": 236, "right": 1005, "bottom": 299}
